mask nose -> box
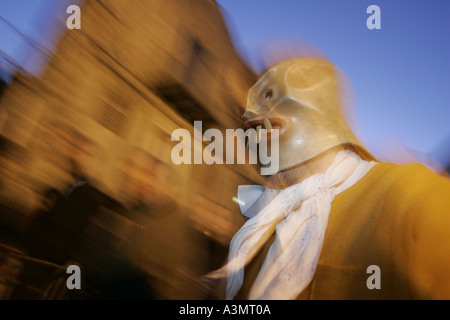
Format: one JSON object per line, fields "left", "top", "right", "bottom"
{"left": 238, "top": 105, "right": 246, "bottom": 117}
{"left": 241, "top": 108, "right": 260, "bottom": 123}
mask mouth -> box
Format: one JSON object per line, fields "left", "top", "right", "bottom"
{"left": 244, "top": 117, "right": 287, "bottom": 140}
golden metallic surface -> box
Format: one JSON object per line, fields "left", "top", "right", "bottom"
{"left": 244, "top": 57, "right": 366, "bottom": 172}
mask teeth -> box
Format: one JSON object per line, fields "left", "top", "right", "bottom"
{"left": 263, "top": 118, "right": 272, "bottom": 133}
{"left": 256, "top": 125, "right": 262, "bottom": 143}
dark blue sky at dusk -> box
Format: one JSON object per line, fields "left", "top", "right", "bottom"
{"left": 0, "top": 0, "right": 449, "bottom": 168}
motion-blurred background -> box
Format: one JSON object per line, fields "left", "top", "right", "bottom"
{"left": 0, "top": 0, "right": 448, "bottom": 299}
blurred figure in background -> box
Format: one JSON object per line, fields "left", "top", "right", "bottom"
{"left": 46, "top": 136, "right": 121, "bottom": 263}
{"left": 11, "top": 133, "right": 139, "bottom": 299}
{"left": 207, "top": 57, "right": 450, "bottom": 300}
{"left": 118, "top": 147, "right": 210, "bottom": 299}
{"left": 47, "top": 138, "right": 146, "bottom": 299}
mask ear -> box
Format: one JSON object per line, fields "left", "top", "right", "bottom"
{"left": 285, "top": 61, "right": 332, "bottom": 90}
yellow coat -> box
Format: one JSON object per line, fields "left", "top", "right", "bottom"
{"left": 236, "top": 162, "right": 450, "bottom": 299}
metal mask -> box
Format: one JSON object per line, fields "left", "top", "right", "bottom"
{"left": 243, "top": 57, "right": 365, "bottom": 172}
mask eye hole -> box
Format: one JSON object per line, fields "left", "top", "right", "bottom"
{"left": 264, "top": 89, "right": 273, "bottom": 101}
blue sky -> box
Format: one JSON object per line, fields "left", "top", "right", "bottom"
{"left": 0, "top": 0, "right": 73, "bottom": 80}
{"left": 0, "top": 0, "right": 449, "bottom": 167}
{"left": 216, "top": 0, "right": 450, "bottom": 167}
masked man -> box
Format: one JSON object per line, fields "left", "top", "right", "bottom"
{"left": 206, "top": 57, "right": 450, "bottom": 300}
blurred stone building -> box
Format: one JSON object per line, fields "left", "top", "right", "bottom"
{"left": 0, "top": 0, "right": 260, "bottom": 264}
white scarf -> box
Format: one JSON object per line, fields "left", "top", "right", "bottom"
{"left": 206, "top": 150, "right": 377, "bottom": 300}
